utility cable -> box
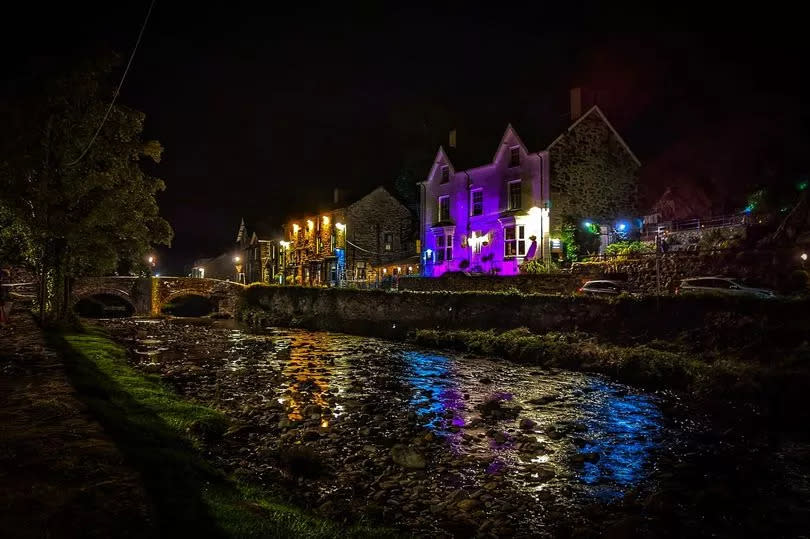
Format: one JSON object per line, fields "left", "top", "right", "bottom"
{"left": 65, "top": 0, "right": 156, "bottom": 167}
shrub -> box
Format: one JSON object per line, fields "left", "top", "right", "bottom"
{"left": 605, "top": 241, "right": 653, "bottom": 258}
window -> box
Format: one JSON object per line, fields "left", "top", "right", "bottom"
{"left": 504, "top": 225, "right": 526, "bottom": 257}
{"left": 356, "top": 262, "right": 367, "bottom": 280}
{"left": 509, "top": 146, "right": 520, "bottom": 167}
{"left": 435, "top": 234, "right": 453, "bottom": 263}
{"left": 508, "top": 180, "right": 522, "bottom": 210}
{"left": 438, "top": 195, "right": 450, "bottom": 222}
{"left": 383, "top": 232, "right": 393, "bottom": 251}
{"left": 440, "top": 165, "right": 449, "bottom": 183}
{"left": 471, "top": 189, "right": 483, "bottom": 216}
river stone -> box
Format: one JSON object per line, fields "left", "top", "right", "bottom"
{"left": 390, "top": 444, "right": 426, "bottom": 469}
{"left": 457, "top": 498, "right": 480, "bottom": 512}
{"left": 519, "top": 418, "right": 538, "bottom": 431}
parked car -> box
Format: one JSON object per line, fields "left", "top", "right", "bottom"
{"left": 675, "top": 277, "right": 776, "bottom": 298}
{"left": 578, "top": 280, "right": 628, "bottom": 296}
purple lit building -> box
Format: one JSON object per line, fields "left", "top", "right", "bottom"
{"left": 419, "top": 127, "right": 551, "bottom": 277}
{"left": 419, "top": 93, "right": 640, "bottom": 277}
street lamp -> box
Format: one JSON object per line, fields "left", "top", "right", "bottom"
{"left": 233, "top": 255, "right": 243, "bottom": 284}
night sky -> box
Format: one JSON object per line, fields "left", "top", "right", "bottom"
{"left": 4, "top": 4, "right": 809, "bottom": 274}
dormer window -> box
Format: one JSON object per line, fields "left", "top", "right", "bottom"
{"left": 440, "top": 165, "right": 450, "bottom": 183}
{"left": 509, "top": 146, "right": 520, "bottom": 167}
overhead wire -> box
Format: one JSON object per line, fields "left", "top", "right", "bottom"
{"left": 65, "top": 0, "right": 157, "bottom": 167}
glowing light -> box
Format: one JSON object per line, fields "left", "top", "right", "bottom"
{"left": 396, "top": 266, "right": 401, "bottom": 272}
{"left": 233, "top": 256, "right": 241, "bottom": 263}
{"left": 798, "top": 180, "right": 808, "bottom": 191}
{"left": 744, "top": 204, "right": 754, "bottom": 214}
{"left": 292, "top": 223, "right": 300, "bottom": 234}
{"left": 322, "top": 215, "right": 330, "bottom": 225}
{"left": 382, "top": 268, "right": 387, "bottom": 274}
{"left": 583, "top": 221, "right": 592, "bottom": 228}
{"left": 802, "top": 253, "right": 808, "bottom": 261}
{"left": 279, "top": 240, "right": 290, "bottom": 248}
{"left": 307, "top": 219, "right": 314, "bottom": 229}
{"left": 335, "top": 222, "right": 346, "bottom": 231}
{"left": 147, "top": 255, "right": 154, "bottom": 264}
{"left": 408, "top": 266, "right": 413, "bottom": 272}
{"left": 617, "top": 222, "right": 627, "bottom": 232}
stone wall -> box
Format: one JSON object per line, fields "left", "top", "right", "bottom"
{"left": 549, "top": 110, "right": 639, "bottom": 231}
{"left": 573, "top": 249, "right": 804, "bottom": 294}
{"left": 398, "top": 272, "right": 583, "bottom": 295}
{"left": 239, "top": 285, "right": 810, "bottom": 343}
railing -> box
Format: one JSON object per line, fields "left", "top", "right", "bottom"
{"left": 641, "top": 213, "right": 748, "bottom": 240}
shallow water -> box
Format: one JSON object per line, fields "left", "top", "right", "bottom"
{"left": 97, "top": 317, "right": 809, "bottom": 537}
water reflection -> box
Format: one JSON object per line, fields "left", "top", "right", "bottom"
{"left": 577, "top": 381, "right": 662, "bottom": 497}
{"left": 403, "top": 351, "right": 465, "bottom": 434}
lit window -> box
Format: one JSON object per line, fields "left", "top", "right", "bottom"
{"left": 508, "top": 180, "right": 522, "bottom": 210}
{"left": 440, "top": 165, "right": 450, "bottom": 183}
{"left": 384, "top": 232, "right": 393, "bottom": 251}
{"left": 504, "top": 225, "right": 525, "bottom": 257}
{"left": 471, "top": 189, "right": 483, "bottom": 216}
{"left": 438, "top": 195, "right": 450, "bottom": 222}
{"left": 446, "top": 234, "right": 453, "bottom": 261}
{"left": 509, "top": 146, "right": 520, "bottom": 167}
{"left": 356, "top": 262, "right": 367, "bottom": 280}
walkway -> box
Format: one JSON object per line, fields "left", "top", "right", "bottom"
{"left": 0, "top": 310, "right": 154, "bottom": 538}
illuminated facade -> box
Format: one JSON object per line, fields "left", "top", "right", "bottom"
{"left": 419, "top": 126, "right": 551, "bottom": 277}
{"left": 283, "top": 187, "right": 416, "bottom": 286}
{"left": 419, "top": 104, "right": 640, "bottom": 276}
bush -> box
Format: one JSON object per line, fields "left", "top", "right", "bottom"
{"left": 519, "top": 259, "right": 559, "bottom": 274}
{"left": 605, "top": 241, "right": 653, "bottom": 258}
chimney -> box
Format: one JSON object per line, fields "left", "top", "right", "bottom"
{"left": 570, "top": 87, "right": 582, "bottom": 121}
{"left": 333, "top": 187, "right": 340, "bottom": 205}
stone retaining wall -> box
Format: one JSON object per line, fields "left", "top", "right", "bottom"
{"left": 239, "top": 285, "right": 810, "bottom": 344}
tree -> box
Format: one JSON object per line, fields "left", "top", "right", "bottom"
{"left": 0, "top": 53, "right": 172, "bottom": 322}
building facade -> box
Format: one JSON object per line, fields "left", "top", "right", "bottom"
{"left": 236, "top": 219, "right": 280, "bottom": 284}
{"left": 283, "top": 187, "right": 417, "bottom": 286}
{"left": 419, "top": 104, "right": 640, "bottom": 276}
{"left": 420, "top": 128, "right": 551, "bottom": 277}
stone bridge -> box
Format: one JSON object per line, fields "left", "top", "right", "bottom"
{"left": 71, "top": 277, "right": 244, "bottom": 317}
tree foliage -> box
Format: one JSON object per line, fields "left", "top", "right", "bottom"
{"left": 0, "top": 53, "right": 172, "bottom": 320}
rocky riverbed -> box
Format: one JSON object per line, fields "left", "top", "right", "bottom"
{"left": 97, "top": 318, "right": 810, "bottom": 538}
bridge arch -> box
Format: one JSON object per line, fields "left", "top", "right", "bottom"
{"left": 159, "top": 290, "right": 216, "bottom": 317}
{"left": 72, "top": 288, "right": 136, "bottom": 318}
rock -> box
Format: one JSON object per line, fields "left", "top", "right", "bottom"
{"left": 390, "top": 444, "right": 426, "bottom": 469}
{"left": 519, "top": 418, "right": 537, "bottom": 431}
{"left": 457, "top": 498, "right": 480, "bottom": 512}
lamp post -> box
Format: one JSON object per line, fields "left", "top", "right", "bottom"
{"left": 233, "top": 255, "right": 243, "bottom": 284}
{"left": 147, "top": 254, "right": 156, "bottom": 276}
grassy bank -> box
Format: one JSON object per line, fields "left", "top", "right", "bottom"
{"left": 408, "top": 327, "right": 785, "bottom": 397}
{"left": 51, "top": 327, "right": 390, "bottom": 538}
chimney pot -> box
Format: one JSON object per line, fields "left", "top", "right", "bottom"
{"left": 570, "top": 87, "right": 582, "bottom": 121}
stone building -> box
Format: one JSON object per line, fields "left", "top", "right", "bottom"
{"left": 236, "top": 219, "right": 281, "bottom": 284}
{"left": 419, "top": 91, "right": 640, "bottom": 276}
{"left": 283, "top": 187, "right": 416, "bottom": 286}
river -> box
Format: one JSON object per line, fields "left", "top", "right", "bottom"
{"left": 96, "top": 317, "right": 809, "bottom": 538}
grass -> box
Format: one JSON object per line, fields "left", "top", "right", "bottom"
{"left": 407, "top": 327, "right": 765, "bottom": 395}
{"left": 51, "top": 327, "right": 392, "bottom": 538}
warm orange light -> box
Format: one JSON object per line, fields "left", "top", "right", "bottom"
{"left": 307, "top": 219, "right": 314, "bottom": 229}
{"left": 322, "top": 215, "right": 330, "bottom": 226}
{"left": 233, "top": 256, "right": 241, "bottom": 263}
{"left": 292, "top": 223, "right": 300, "bottom": 234}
